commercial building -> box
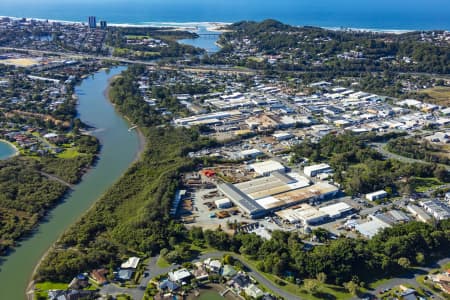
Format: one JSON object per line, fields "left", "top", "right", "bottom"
{"left": 303, "top": 163, "right": 333, "bottom": 177}
{"left": 318, "top": 202, "right": 354, "bottom": 219}
{"left": 365, "top": 190, "right": 388, "bottom": 201}
{"left": 420, "top": 200, "right": 450, "bottom": 220}
{"left": 355, "top": 217, "right": 391, "bottom": 238}
{"left": 386, "top": 210, "right": 410, "bottom": 223}
{"left": 215, "top": 198, "right": 232, "bottom": 209}
{"left": 217, "top": 183, "right": 266, "bottom": 218}
{"left": 170, "top": 189, "right": 186, "bottom": 216}
{"left": 88, "top": 16, "right": 96, "bottom": 29}
{"left": 407, "top": 204, "right": 432, "bottom": 223}
{"left": 256, "top": 182, "right": 339, "bottom": 211}
{"left": 99, "top": 20, "right": 107, "bottom": 30}
{"left": 236, "top": 172, "right": 310, "bottom": 199}
{"left": 273, "top": 132, "right": 294, "bottom": 141}
{"left": 239, "top": 148, "right": 263, "bottom": 159}
{"left": 250, "top": 160, "right": 285, "bottom": 176}
{"left": 217, "top": 172, "right": 338, "bottom": 219}
{"left": 276, "top": 204, "right": 328, "bottom": 225}
{"left": 174, "top": 110, "right": 241, "bottom": 127}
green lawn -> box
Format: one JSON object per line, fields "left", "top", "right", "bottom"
{"left": 116, "top": 295, "right": 132, "bottom": 300}
{"left": 247, "top": 56, "right": 264, "bottom": 62}
{"left": 189, "top": 244, "right": 216, "bottom": 254}
{"left": 35, "top": 282, "right": 68, "bottom": 299}
{"left": 368, "top": 278, "right": 391, "bottom": 289}
{"left": 156, "top": 256, "right": 171, "bottom": 268}
{"left": 125, "top": 35, "right": 152, "bottom": 39}
{"left": 57, "top": 148, "right": 80, "bottom": 159}
{"left": 35, "top": 281, "right": 68, "bottom": 290}
{"left": 197, "top": 291, "right": 224, "bottom": 300}
{"left": 411, "top": 177, "right": 442, "bottom": 192}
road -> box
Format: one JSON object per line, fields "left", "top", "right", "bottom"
{"left": 0, "top": 46, "right": 257, "bottom": 74}
{"left": 371, "top": 142, "right": 450, "bottom": 172}
{"left": 352, "top": 257, "right": 450, "bottom": 300}
{"left": 39, "top": 171, "right": 75, "bottom": 189}
{"left": 100, "top": 252, "right": 303, "bottom": 300}
{"left": 371, "top": 143, "right": 429, "bottom": 165}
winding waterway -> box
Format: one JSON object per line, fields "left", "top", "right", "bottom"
{"left": 0, "top": 66, "right": 140, "bottom": 299}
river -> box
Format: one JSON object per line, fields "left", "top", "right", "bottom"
{"left": 0, "top": 66, "right": 140, "bottom": 299}
{"left": 179, "top": 25, "right": 221, "bottom": 54}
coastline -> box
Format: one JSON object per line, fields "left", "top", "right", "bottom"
{"left": 0, "top": 15, "right": 442, "bottom": 33}
{"left": 0, "top": 139, "right": 19, "bottom": 160}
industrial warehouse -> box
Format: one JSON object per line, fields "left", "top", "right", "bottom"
{"left": 217, "top": 170, "right": 339, "bottom": 218}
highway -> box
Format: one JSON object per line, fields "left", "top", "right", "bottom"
{"left": 4, "top": 46, "right": 450, "bottom": 79}
{"left": 0, "top": 46, "right": 257, "bottom": 74}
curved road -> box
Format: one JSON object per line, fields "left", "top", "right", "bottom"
{"left": 101, "top": 252, "right": 302, "bottom": 300}
{"left": 358, "top": 257, "right": 450, "bottom": 300}
{"left": 371, "top": 142, "right": 450, "bottom": 171}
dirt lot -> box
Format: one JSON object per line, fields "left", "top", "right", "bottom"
{"left": 419, "top": 86, "right": 450, "bottom": 106}
{"left": 1, "top": 57, "right": 40, "bottom": 67}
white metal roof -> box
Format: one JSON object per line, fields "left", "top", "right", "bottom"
{"left": 318, "top": 202, "right": 353, "bottom": 218}
{"left": 250, "top": 160, "right": 285, "bottom": 175}
{"left": 355, "top": 219, "right": 391, "bottom": 238}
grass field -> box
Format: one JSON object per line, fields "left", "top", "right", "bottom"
{"left": 35, "top": 281, "right": 68, "bottom": 290}
{"left": 410, "top": 177, "right": 443, "bottom": 192}
{"left": 125, "top": 35, "right": 152, "bottom": 39}
{"left": 248, "top": 56, "right": 264, "bottom": 62}
{"left": 156, "top": 256, "right": 171, "bottom": 268}
{"left": 419, "top": 87, "right": 450, "bottom": 106}
{"left": 35, "top": 282, "right": 68, "bottom": 298}
{"left": 57, "top": 148, "right": 81, "bottom": 159}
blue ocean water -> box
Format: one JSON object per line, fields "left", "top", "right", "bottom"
{"left": 0, "top": 0, "right": 449, "bottom": 30}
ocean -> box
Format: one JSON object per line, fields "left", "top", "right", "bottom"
{"left": 0, "top": 0, "right": 449, "bottom": 30}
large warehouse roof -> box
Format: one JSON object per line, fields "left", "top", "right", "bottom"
{"left": 218, "top": 172, "right": 338, "bottom": 218}
{"left": 236, "top": 172, "right": 310, "bottom": 200}
{"left": 318, "top": 202, "right": 353, "bottom": 218}
{"left": 355, "top": 218, "right": 391, "bottom": 238}
{"left": 275, "top": 204, "right": 328, "bottom": 225}
{"left": 217, "top": 183, "right": 265, "bottom": 216}
{"left": 250, "top": 160, "right": 285, "bottom": 175}
{"left": 255, "top": 182, "right": 339, "bottom": 210}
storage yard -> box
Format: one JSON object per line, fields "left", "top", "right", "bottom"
{"left": 173, "top": 154, "right": 450, "bottom": 239}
